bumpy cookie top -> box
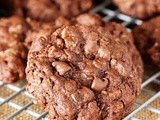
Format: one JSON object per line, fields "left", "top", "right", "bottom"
{"left": 24, "top": 17, "right": 70, "bottom": 49}
{"left": 114, "top": 0, "right": 160, "bottom": 19}
{"left": 24, "top": 14, "right": 102, "bottom": 49}
{"left": 132, "top": 16, "right": 160, "bottom": 68}
{"left": 22, "top": 0, "right": 93, "bottom": 22}
{"left": 26, "top": 14, "right": 143, "bottom": 119}
{"left": 0, "top": 16, "right": 28, "bottom": 83}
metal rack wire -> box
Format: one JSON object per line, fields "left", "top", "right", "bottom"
{"left": 0, "top": 0, "right": 160, "bottom": 120}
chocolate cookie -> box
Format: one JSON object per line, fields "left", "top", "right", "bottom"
{"left": 0, "top": 16, "right": 28, "bottom": 83}
{"left": 132, "top": 16, "right": 160, "bottom": 68}
{"left": 21, "top": 0, "right": 93, "bottom": 22}
{"left": 114, "top": 0, "right": 160, "bottom": 19}
{"left": 26, "top": 14, "right": 143, "bottom": 120}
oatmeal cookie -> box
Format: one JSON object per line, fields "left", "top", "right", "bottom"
{"left": 26, "top": 14, "right": 143, "bottom": 120}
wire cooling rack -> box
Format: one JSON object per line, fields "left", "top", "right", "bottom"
{"left": 0, "top": 0, "right": 160, "bottom": 120}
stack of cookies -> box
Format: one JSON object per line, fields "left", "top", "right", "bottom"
{"left": 0, "top": 0, "right": 159, "bottom": 119}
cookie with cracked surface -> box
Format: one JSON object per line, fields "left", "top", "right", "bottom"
{"left": 21, "top": 0, "right": 93, "bottom": 22}
{"left": 26, "top": 14, "right": 143, "bottom": 120}
{"left": 114, "top": 0, "right": 160, "bottom": 19}
{"left": 132, "top": 16, "right": 160, "bottom": 68}
{"left": 0, "top": 16, "right": 28, "bottom": 83}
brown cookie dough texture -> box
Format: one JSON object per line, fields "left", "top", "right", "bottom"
{"left": 132, "top": 17, "right": 160, "bottom": 68}
{"left": 26, "top": 14, "right": 143, "bottom": 120}
{"left": 21, "top": 0, "right": 93, "bottom": 22}
{"left": 0, "top": 16, "right": 28, "bottom": 83}
{"left": 114, "top": 0, "right": 160, "bottom": 19}
{"left": 24, "top": 14, "right": 102, "bottom": 49}
{"left": 24, "top": 17, "right": 70, "bottom": 49}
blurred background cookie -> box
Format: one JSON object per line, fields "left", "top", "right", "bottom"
{"left": 113, "top": 0, "right": 160, "bottom": 19}
{"left": 132, "top": 16, "right": 160, "bottom": 68}
{"left": 0, "top": 16, "right": 29, "bottom": 83}
{"left": 21, "top": 0, "right": 93, "bottom": 22}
